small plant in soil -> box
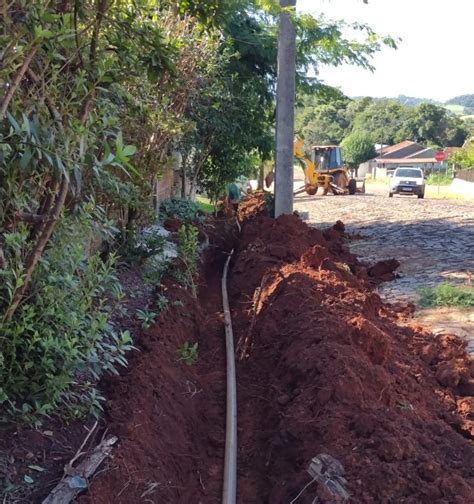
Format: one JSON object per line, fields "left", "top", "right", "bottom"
{"left": 142, "top": 256, "right": 171, "bottom": 286}
{"left": 156, "top": 294, "right": 169, "bottom": 312}
{"left": 418, "top": 282, "right": 474, "bottom": 308}
{"left": 396, "top": 400, "right": 415, "bottom": 412}
{"left": 175, "top": 224, "right": 199, "bottom": 297}
{"left": 136, "top": 309, "right": 157, "bottom": 329}
{"left": 177, "top": 341, "right": 199, "bottom": 366}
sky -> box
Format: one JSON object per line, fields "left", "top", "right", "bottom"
{"left": 297, "top": 0, "right": 473, "bottom": 101}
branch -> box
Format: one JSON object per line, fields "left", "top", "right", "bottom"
{"left": 26, "top": 68, "right": 64, "bottom": 126}
{"left": 14, "top": 211, "right": 48, "bottom": 224}
{"left": 4, "top": 174, "right": 69, "bottom": 322}
{"left": 1, "top": 45, "right": 38, "bottom": 118}
{"left": 42, "top": 435, "right": 118, "bottom": 504}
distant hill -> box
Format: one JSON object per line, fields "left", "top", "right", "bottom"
{"left": 445, "top": 94, "right": 474, "bottom": 107}
{"left": 351, "top": 94, "right": 474, "bottom": 116}
{"left": 395, "top": 95, "right": 438, "bottom": 106}
{"left": 351, "top": 95, "right": 438, "bottom": 105}
{"left": 445, "top": 94, "right": 474, "bottom": 115}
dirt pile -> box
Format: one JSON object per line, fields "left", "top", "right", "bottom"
{"left": 75, "top": 195, "right": 473, "bottom": 504}
{"left": 230, "top": 200, "right": 474, "bottom": 503}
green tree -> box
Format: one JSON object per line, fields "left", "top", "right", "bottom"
{"left": 403, "top": 103, "right": 468, "bottom": 147}
{"left": 0, "top": 0, "right": 225, "bottom": 418}
{"left": 450, "top": 139, "right": 474, "bottom": 170}
{"left": 350, "top": 98, "right": 411, "bottom": 145}
{"left": 296, "top": 92, "right": 352, "bottom": 145}
{"left": 341, "top": 131, "right": 376, "bottom": 168}
{"left": 178, "top": 3, "right": 398, "bottom": 197}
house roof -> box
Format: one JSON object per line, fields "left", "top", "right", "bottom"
{"left": 371, "top": 140, "right": 440, "bottom": 165}
{"left": 444, "top": 147, "right": 461, "bottom": 157}
{"left": 378, "top": 140, "right": 415, "bottom": 156}
{"left": 374, "top": 157, "right": 439, "bottom": 164}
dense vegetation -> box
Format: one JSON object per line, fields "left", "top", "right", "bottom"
{"left": 449, "top": 138, "right": 474, "bottom": 170}
{"left": 296, "top": 95, "right": 470, "bottom": 150}
{"left": 0, "top": 1, "right": 395, "bottom": 422}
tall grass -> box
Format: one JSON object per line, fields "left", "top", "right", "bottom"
{"left": 426, "top": 173, "right": 452, "bottom": 186}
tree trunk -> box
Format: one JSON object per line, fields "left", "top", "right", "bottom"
{"left": 257, "top": 162, "right": 265, "bottom": 190}
{"left": 181, "top": 155, "right": 188, "bottom": 199}
{"left": 187, "top": 175, "right": 197, "bottom": 201}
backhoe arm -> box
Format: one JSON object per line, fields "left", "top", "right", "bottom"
{"left": 294, "top": 137, "right": 318, "bottom": 186}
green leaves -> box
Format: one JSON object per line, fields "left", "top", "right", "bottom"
{"left": 34, "top": 26, "right": 55, "bottom": 40}
{"left": 341, "top": 131, "right": 376, "bottom": 168}
{"left": 136, "top": 309, "right": 157, "bottom": 329}
{"left": 177, "top": 341, "right": 199, "bottom": 366}
{"left": 0, "top": 207, "right": 133, "bottom": 422}
{"left": 24, "top": 475, "right": 34, "bottom": 484}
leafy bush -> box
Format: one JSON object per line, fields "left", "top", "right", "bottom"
{"left": 120, "top": 227, "right": 167, "bottom": 263}
{"left": 160, "top": 198, "right": 201, "bottom": 223}
{"left": 0, "top": 206, "right": 134, "bottom": 422}
{"left": 418, "top": 282, "right": 474, "bottom": 308}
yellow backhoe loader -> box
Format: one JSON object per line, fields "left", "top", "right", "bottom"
{"left": 293, "top": 137, "right": 365, "bottom": 196}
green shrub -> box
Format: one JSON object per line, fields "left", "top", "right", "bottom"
{"left": 142, "top": 255, "right": 172, "bottom": 285}
{"left": 0, "top": 205, "right": 134, "bottom": 423}
{"left": 426, "top": 173, "right": 452, "bottom": 186}
{"left": 418, "top": 282, "right": 474, "bottom": 308}
{"left": 160, "top": 198, "right": 201, "bottom": 223}
{"left": 119, "top": 227, "right": 166, "bottom": 264}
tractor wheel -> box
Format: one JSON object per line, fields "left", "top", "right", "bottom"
{"left": 348, "top": 178, "right": 357, "bottom": 195}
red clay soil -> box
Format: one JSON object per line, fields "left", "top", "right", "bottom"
{"left": 79, "top": 248, "right": 232, "bottom": 502}
{"left": 230, "top": 196, "right": 474, "bottom": 503}
{"left": 78, "top": 194, "right": 473, "bottom": 503}
{"left": 77, "top": 216, "right": 241, "bottom": 504}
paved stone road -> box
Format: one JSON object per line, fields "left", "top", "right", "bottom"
{"left": 294, "top": 181, "right": 474, "bottom": 351}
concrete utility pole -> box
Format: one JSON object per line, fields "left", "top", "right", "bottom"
{"left": 274, "top": 0, "right": 296, "bottom": 217}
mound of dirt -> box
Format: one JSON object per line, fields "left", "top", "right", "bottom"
{"left": 76, "top": 196, "right": 472, "bottom": 504}
{"left": 367, "top": 258, "right": 401, "bottom": 283}
{"left": 230, "top": 209, "right": 474, "bottom": 503}
{"left": 237, "top": 191, "right": 270, "bottom": 221}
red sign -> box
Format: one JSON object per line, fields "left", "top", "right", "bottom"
{"left": 435, "top": 151, "right": 446, "bottom": 162}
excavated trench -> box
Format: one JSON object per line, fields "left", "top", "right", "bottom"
{"left": 80, "top": 195, "right": 474, "bottom": 504}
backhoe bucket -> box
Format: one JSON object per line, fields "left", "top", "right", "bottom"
{"left": 355, "top": 178, "right": 366, "bottom": 194}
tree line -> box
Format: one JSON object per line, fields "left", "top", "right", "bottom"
{"left": 296, "top": 94, "right": 470, "bottom": 151}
